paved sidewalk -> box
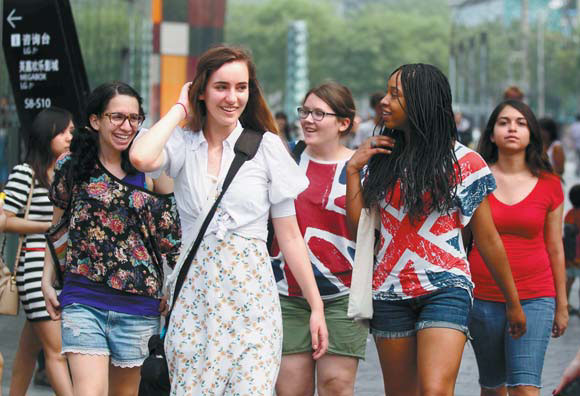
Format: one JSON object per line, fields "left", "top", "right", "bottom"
{"left": 1, "top": 283, "right": 578, "bottom": 396}
{"left": 2, "top": 164, "right": 580, "bottom": 395}
{"left": 1, "top": 311, "right": 54, "bottom": 396}
{"left": 355, "top": 282, "right": 580, "bottom": 395}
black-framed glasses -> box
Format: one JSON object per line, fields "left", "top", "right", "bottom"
{"left": 297, "top": 107, "right": 338, "bottom": 121}
{"left": 103, "top": 112, "right": 145, "bottom": 128}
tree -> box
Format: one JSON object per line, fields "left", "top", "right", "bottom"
{"left": 226, "top": 0, "right": 341, "bottom": 96}
{"left": 225, "top": 0, "right": 451, "bottom": 103}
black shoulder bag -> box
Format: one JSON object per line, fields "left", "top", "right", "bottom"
{"left": 138, "top": 128, "right": 263, "bottom": 396}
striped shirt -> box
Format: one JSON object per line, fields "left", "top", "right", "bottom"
{"left": 4, "top": 163, "right": 52, "bottom": 321}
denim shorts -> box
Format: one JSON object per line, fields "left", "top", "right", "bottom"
{"left": 370, "top": 287, "right": 472, "bottom": 339}
{"left": 468, "top": 297, "right": 555, "bottom": 389}
{"left": 61, "top": 303, "right": 160, "bottom": 367}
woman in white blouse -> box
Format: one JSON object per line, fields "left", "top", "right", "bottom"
{"left": 130, "top": 45, "right": 328, "bottom": 395}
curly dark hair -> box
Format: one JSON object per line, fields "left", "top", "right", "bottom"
{"left": 570, "top": 184, "right": 580, "bottom": 208}
{"left": 362, "top": 63, "right": 460, "bottom": 222}
{"left": 68, "top": 81, "right": 144, "bottom": 185}
{"left": 477, "top": 100, "right": 553, "bottom": 176}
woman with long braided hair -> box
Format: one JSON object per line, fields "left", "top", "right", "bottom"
{"left": 345, "top": 63, "right": 527, "bottom": 395}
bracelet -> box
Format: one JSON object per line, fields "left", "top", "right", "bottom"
{"left": 175, "top": 102, "right": 188, "bottom": 118}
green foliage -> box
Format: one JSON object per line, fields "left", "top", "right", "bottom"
{"left": 539, "top": 30, "right": 580, "bottom": 117}
{"left": 70, "top": 0, "right": 150, "bottom": 93}
{"left": 452, "top": 16, "right": 580, "bottom": 119}
{"left": 225, "top": 0, "right": 451, "bottom": 101}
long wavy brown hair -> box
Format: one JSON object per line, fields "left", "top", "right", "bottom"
{"left": 187, "top": 45, "right": 279, "bottom": 135}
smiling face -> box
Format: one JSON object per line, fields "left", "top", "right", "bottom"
{"left": 380, "top": 71, "right": 409, "bottom": 132}
{"left": 90, "top": 94, "right": 140, "bottom": 153}
{"left": 50, "top": 120, "right": 74, "bottom": 157}
{"left": 491, "top": 105, "right": 530, "bottom": 153}
{"left": 300, "top": 93, "right": 349, "bottom": 148}
{"left": 200, "top": 60, "right": 249, "bottom": 131}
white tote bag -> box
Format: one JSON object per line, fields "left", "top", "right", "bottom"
{"left": 347, "top": 206, "right": 379, "bottom": 321}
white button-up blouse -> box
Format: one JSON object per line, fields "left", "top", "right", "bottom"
{"left": 156, "top": 122, "right": 309, "bottom": 247}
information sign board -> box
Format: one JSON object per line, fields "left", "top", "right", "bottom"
{"left": 2, "top": 0, "right": 89, "bottom": 131}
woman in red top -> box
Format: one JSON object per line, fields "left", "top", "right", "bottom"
{"left": 468, "top": 99, "right": 568, "bottom": 396}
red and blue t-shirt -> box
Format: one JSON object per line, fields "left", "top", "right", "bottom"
{"left": 373, "top": 143, "right": 495, "bottom": 301}
{"left": 271, "top": 150, "right": 355, "bottom": 300}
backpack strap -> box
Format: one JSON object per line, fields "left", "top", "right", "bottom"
{"left": 291, "top": 140, "right": 306, "bottom": 163}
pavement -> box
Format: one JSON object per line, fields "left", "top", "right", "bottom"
{"left": 2, "top": 162, "right": 580, "bottom": 396}
{"left": 1, "top": 285, "right": 579, "bottom": 396}
{"left": 355, "top": 283, "right": 580, "bottom": 396}
{"left": 355, "top": 159, "right": 580, "bottom": 395}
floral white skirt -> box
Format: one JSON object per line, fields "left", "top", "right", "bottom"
{"left": 165, "top": 232, "right": 282, "bottom": 396}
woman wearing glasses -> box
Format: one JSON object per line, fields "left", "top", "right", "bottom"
{"left": 271, "top": 82, "right": 368, "bottom": 396}
{"left": 41, "top": 81, "right": 181, "bottom": 396}
{"left": 131, "top": 45, "right": 327, "bottom": 395}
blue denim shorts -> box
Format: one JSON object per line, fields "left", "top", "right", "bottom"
{"left": 61, "top": 303, "right": 160, "bottom": 367}
{"left": 468, "top": 297, "right": 555, "bottom": 389}
{"left": 370, "top": 287, "right": 472, "bottom": 339}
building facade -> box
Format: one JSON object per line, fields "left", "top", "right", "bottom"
{"left": 449, "top": 0, "right": 579, "bottom": 127}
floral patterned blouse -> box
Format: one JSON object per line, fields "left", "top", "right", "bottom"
{"left": 49, "top": 154, "right": 181, "bottom": 298}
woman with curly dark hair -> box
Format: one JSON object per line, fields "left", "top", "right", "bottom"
{"left": 469, "top": 100, "right": 568, "bottom": 396}
{"left": 345, "top": 64, "right": 526, "bottom": 395}
{"left": 41, "top": 82, "right": 181, "bottom": 396}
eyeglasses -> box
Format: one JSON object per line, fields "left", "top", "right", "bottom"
{"left": 103, "top": 112, "right": 145, "bottom": 128}
{"left": 297, "top": 107, "right": 338, "bottom": 121}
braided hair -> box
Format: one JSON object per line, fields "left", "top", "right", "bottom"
{"left": 363, "top": 64, "right": 460, "bottom": 222}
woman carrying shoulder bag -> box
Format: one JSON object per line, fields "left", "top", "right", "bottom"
{"left": 131, "top": 45, "right": 328, "bottom": 395}
{"left": 4, "top": 107, "right": 74, "bottom": 396}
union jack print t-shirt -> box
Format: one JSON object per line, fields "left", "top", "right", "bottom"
{"left": 373, "top": 142, "right": 495, "bottom": 301}
{"left": 271, "top": 150, "right": 355, "bottom": 300}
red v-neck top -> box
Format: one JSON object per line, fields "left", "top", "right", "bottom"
{"left": 468, "top": 172, "right": 563, "bottom": 301}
